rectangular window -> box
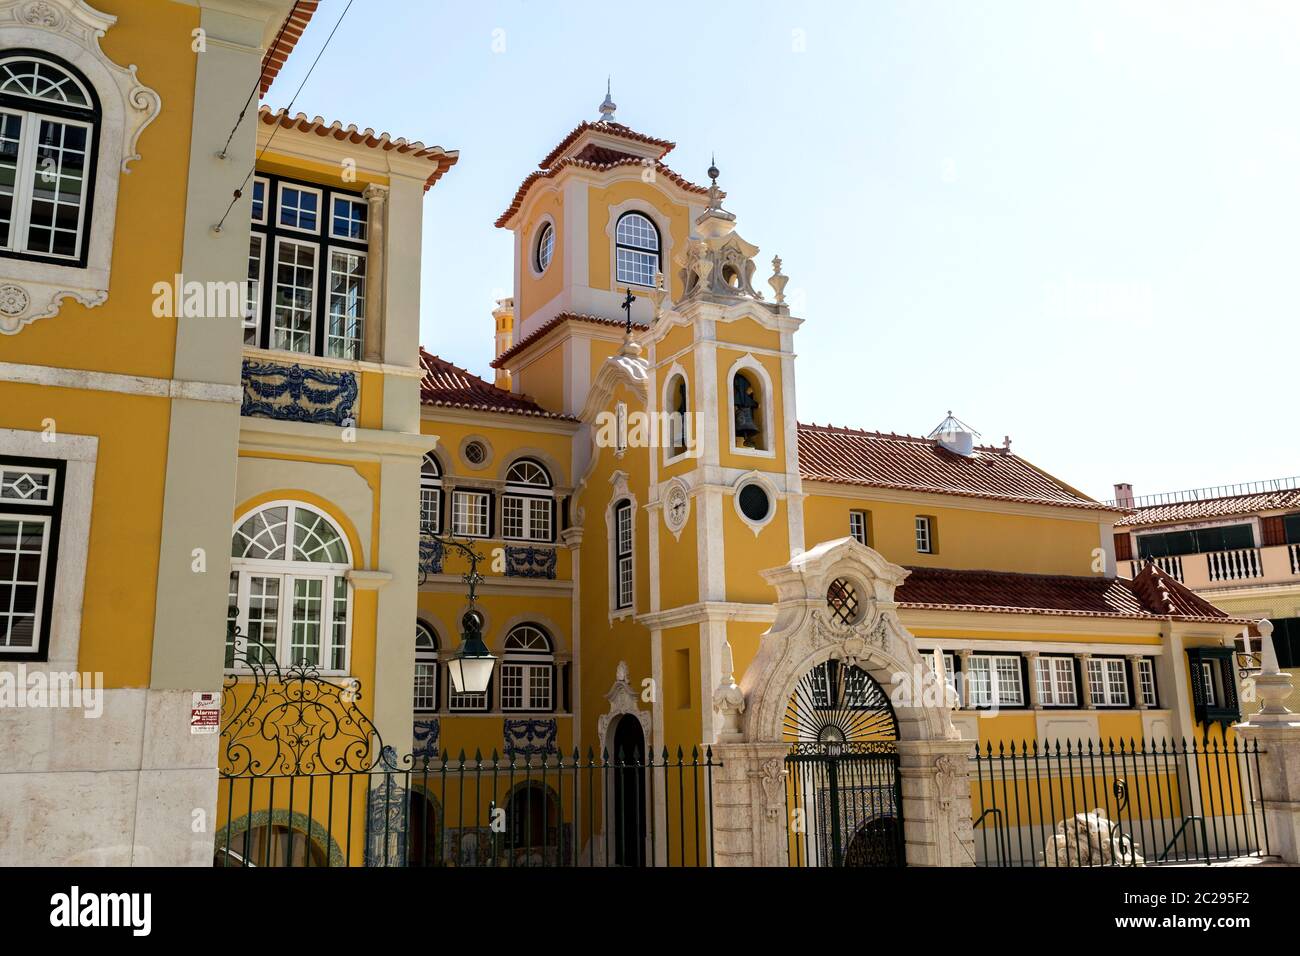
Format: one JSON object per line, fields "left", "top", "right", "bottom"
{"left": 451, "top": 490, "right": 490, "bottom": 538}
{"left": 915, "top": 516, "right": 933, "bottom": 554}
{"left": 330, "top": 195, "right": 367, "bottom": 241}
{"left": 24, "top": 118, "right": 90, "bottom": 260}
{"left": 272, "top": 237, "right": 317, "bottom": 353}
{"left": 413, "top": 661, "right": 438, "bottom": 712}
{"left": 967, "top": 655, "right": 1023, "bottom": 707}
{"left": 250, "top": 177, "right": 267, "bottom": 224}
{"left": 326, "top": 249, "right": 366, "bottom": 359}
{"left": 1200, "top": 661, "right": 1217, "bottom": 707}
{"left": 448, "top": 676, "right": 489, "bottom": 712}
{"left": 614, "top": 501, "right": 633, "bottom": 610}
{"left": 0, "top": 460, "right": 63, "bottom": 660}
{"left": 277, "top": 183, "right": 321, "bottom": 233}
{"left": 1034, "top": 657, "right": 1078, "bottom": 707}
{"left": 330, "top": 577, "right": 348, "bottom": 671}
{"left": 501, "top": 662, "right": 553, "bottom": 712}
{"left": 1086, "top": 657, "right": 1130, "bottom": 706}
{"left": 419, "top": 485, "right": 440, "bottom": 534}
{"left": 849, "top": 510, "right": 868, "bottom": 546}
{"left": 1137, "top": 523, "right": 1256, "bottom": 559}
{"left": 245, "top": 233, "right": 264, "bottom": 346}
{"left": 0, "top": 111, "right": 24, "bottom": 249}
{"left": 288, "top": 577, "right": 324, "bottom": 667}
{"left": 501, "top": 494, "right": 552, "bottom": 542}
{"left": 1138, "top": 658, "right": 1157, "bottom": 707}
{"left": 616, "top": 247, "right": 658, "bottom": 287}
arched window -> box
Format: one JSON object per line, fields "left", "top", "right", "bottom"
{"left": 665, "top": 372, "right": 689, "bottom": 458}
{"left": 415, "top": 621, "right": 439, "bottom": 713}
{"left": 615, "top": 211, "right": 659, "bottom": 287}
{"left": 613, "top": 500, "right": 634, "bottom": 611}
{"left": 731, "top": 369, "right": 766, "bottom": 451}
{"left": 227, "top": 503, "right": 351, "bottom": 672}
{"left": 501, "top": 458, "right": 553, "bottom": 542}
{"left": 215, "top": 823, "right": 326, "bottom": 868}
{"left": 506, "top": 783, "right": 559, "bottom": 858}
{"left": 0, "top": 53, "right": 100, "bottom": 263}
{"left": 500, "top": 623, "right": 554, "bottom": 712}
{"left": 535, "top": 221, "right": 554, "bottom": 273}
{"left": 419, "top": 453, "right": 442, "bottom": 534}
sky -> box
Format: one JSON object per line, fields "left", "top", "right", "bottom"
{"left": 266, "top": 0, "right": 1300, "bottom": 502}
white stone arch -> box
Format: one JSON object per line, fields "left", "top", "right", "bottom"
{"left": 740, "top": 537, "right": 956, "bottom": 745}
{"left": 660, "top": 360, "right": 693, "bottom": 465}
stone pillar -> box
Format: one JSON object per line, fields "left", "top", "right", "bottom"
{"left": 710, "top": 743, "right": 791, "bottom": 867}
{"left": 1026, "top": 651, "right": 1042, "bottom": 709}
{"left": 362, "top": 183, "right": 388, "bottom": 363}
{"left": 896, "top": 738, "right": 976, "bottom": 866}
{"left": 1128, "top": 654, "right": 1149, "bottom": 710}
{"left": 1080, "top": 653, "right": 1097, "bottom": 709}
{"left": 1234, "top": 620, "right": 1300, "bottom": 863}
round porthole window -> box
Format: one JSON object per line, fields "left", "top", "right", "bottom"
{"left": 535, "top": 222, "right": 554, "bottom": 273}
{"left": 464, "top": 441, "right": 487, "bottom": 465}
{"left": 737, "top": 483, "right": 771, "bottom": 523}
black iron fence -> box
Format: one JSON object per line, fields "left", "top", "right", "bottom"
{"left": 215, "top": 747, "right": 717, "bottom": 868}
{"left": 972, "top": 737, "right": 1268, "bottom": 867}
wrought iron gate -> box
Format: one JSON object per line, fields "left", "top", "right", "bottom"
{"left": 784, "top": 660, "right": 905, "bottom": 867}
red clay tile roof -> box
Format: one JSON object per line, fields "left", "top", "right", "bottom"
{"left": 496, "top": 155, "right": 710, "bottom": 228}
{"left": 491, "top": 312, "right": 649, "bottom": 369}
{"left": 1115, "top": 489, "right": 1300, "bottom": 528}
{"left": 896, "top": 563, "right": 1251, "bottom": 624}
{"left": 258, "top": 108, "right": 459, "bottom": 190}
{"left": 259, "top": 0, "right": 319, "bottom": 98}
{"left": 797, "top": 423, "right": 1116, "bottom": 512}
{"left": 538, "top": 121, "right": 675, "bottom": 170}
{"left": 419, "top": 349, "right": 575, "bottom": 421}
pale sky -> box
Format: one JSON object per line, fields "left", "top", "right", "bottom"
{"left": 267, "top": 0, "right": 1300, "bottom": 502}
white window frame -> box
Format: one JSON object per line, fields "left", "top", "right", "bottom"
{"left": 414, "top": 621, "right": 439, "bottom": 713}
{"left": 915, "top": 516, "right": 933, "bottom": 554}
{"left": 1086, "top": 657, "right": 1131, "bottom": 707}
{"left": 500, "top": 625, "right": 555, "bottom": 712}
{"left": 325, "top": 247, "right": 366, "bottom": 360}
{"left": 967, "top": 654, "right": 1024, "bottom": 708}
{"left": 1138, "top": 658, "right": 1157, "bottom": 707}
{"left": 849, "top": 510, "right": 868, "bottom": 546}
{"left": 1034, "top": 656, "right": 1078, "bottom": 707}
{"left": 419, "top": 454, "right": 441, "bottom": 534}
{"left": 451, "top": 490, "right": 490, "bottom": 538}
{"left": 0, "top": 106, "right": 94, "bottom": 261}
{"left": 250, "top": 176, "right": 268, "bottom": 225}
{"left": 614, "top": 210, "right": 660, "bottom": 287}
{"left": 534, "top": 220, "right": 554, "bottom": 274}
{"left": 500, "top": 459, "right": 554, "bottom": 543}
{"left": 276, "top": 181, "right": 323, "bottom": 235}
{"left": 613, "top": 499, "right": 633, "bottom": 611}
{"left": 662, "top": 368, "right": 692, "bottom": 464}
{"left": 244, "top": 232, "right": 264, "bottom": 346}
{"left": 0, "top": 462, "right": 59, "bottom": 658}
{"left": 227, "top": 502, "right": 353, "bottom": 675}
{"left": 1200, "top": 661, "right": 1218, "bottom": 707}
{"left": 270, "top": 236, "right": 318, "bottom": 355}
{"left": 329, "top": 194, "right": 367, "bottom": 241}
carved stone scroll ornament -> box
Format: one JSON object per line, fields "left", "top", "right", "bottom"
{"left": 808, "top": 609, "right": 892, "bottom": 664}
{"left": 755, "top": 757, "right": 785, "bottom": 820}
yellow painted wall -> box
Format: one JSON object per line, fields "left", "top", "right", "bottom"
{"left": 516, "top": 345, "right": 566, "bottom": 417}
{"left": 517, "top": 191, "right": 564, "bottom": 320}
{"left": 586, "top": 180, "right": 690, "bottom": 300}
{"left": 805, "top": 491, "right": 1106, "bottom": 576}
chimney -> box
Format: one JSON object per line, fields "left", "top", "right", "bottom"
{"left": 492, "top": 297, "right": 514, "bottom": 390}
{"left": 1113, "top": 482, "right": 1134, "bottom": 508}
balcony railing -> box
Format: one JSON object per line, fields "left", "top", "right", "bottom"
{"left": 1125, "top": 543, "right": 1300, "bottom": 590}
{"left": 1206, "top": 548, "right": 1263, "bottom": 583}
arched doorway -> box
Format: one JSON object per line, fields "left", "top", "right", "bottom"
{"left": 611, "top": 714, "right": 647, "bottom": 867}
{"left": 506, "top": 783, "right": 560, "bottom": 865}
{"left": 407, "top": 791, "right": 441, "bottom": 867}
{"left": 784, "top": 658, "right": 904, "bottom": 867}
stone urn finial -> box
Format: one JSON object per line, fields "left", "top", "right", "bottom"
{"left": 769, "top": 255, "right": 789, "bottom": 306}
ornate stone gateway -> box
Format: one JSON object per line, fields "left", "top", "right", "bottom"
{"left": 783, "top": 660, "right": 904, "bottom": 867}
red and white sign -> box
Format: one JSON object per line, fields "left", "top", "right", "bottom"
{"left": 191, "top": 691, "right": 221, "bottom": 735}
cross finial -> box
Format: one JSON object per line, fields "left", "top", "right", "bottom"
{"left": 620, "top": 287, "right": 636, "bottom": 335}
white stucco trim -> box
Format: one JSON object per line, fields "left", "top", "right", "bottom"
{"left": 0, "top": 427, "right": 96, "bottom": 671}
{"left": 0, "top": 360, "right": 242, "bottom": 404}
{"left": 0, "top": 0, "right": 162, "bottom": 334}
{"left": 606, "top": 469, "right": 638, "bottom": 622}
{"left": 731, "top": 469, "right": 780, "bottom": 537}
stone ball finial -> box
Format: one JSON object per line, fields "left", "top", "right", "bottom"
{"left": 708, "top": 155, "right": 720, "bottom": 182}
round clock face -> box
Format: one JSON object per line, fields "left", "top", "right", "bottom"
{"left": 664, "top": 485, "right": 689, "bottom": 532}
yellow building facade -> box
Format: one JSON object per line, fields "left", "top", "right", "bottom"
{"left": 0, "top": 4, "right": 1268, "bottom": 867}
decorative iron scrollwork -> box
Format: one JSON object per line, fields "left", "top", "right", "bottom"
{"left": 221, "top": 625, "right": 399, "bottom": 776}
{"left": 240, "top": 359, "right": 359, "bottom": 426}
